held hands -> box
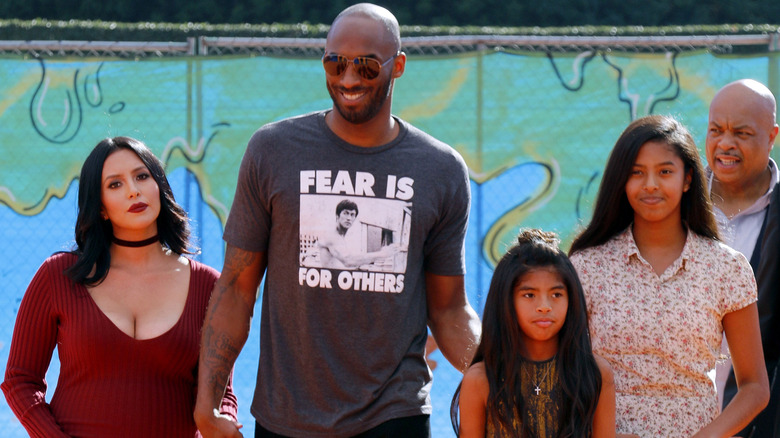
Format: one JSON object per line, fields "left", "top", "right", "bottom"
{"left": 196, "top": 408, "right": 243, "bottom": 438}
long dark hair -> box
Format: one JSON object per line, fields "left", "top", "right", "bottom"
{"left": 569, "top": 114, "right": 718, "bottom": 255}
{"left": 451, "top": 229, "right": 601, "bottom": 438}
{"left": 65, "top": 136, "right": 192, "bottom": 285}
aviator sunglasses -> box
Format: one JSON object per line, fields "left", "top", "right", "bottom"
{"left": 322, "top": 51, "right": 401, "bottom": 80}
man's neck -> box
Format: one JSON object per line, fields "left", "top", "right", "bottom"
{"left": 325, "top": 110, "right": 398, "bottom": 148}
{"left": 711, "top": 166, "right": 772, "bottom": 218}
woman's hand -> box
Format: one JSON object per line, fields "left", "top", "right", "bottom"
{"left": 195, "top": 408, "right": 243, "bottom": 438}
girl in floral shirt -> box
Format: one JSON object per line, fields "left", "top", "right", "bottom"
{"left": 569, "top": 115, "right": 768, "bottom": 437}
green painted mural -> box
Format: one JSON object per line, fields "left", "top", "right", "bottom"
{"left": 1, "top": 47, "right": 778, "bottom": 436}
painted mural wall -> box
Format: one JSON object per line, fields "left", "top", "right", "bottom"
{"left": 1, "top": 48, "right": 778, "bottom": 436}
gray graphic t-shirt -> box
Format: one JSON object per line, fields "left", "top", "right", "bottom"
{"left": 224, "top": 111, "right": 470, "bottom": 436}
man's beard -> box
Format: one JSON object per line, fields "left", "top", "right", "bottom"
{"left": 327, "top": 76, "right": 393, "bottom": 125}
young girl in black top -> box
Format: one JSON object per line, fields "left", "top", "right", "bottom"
{"left": 451, "top": 228, "right": 614, "bottom": 437}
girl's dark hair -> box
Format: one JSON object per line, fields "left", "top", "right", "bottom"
{"left": 65, "top": 136, "right": 192, "bottom": 285}
{"left": 451, "top": 229, "right": 601, "bottom": 438}
{"left": 569, "top": 114, "right": 718, "bottom": 255}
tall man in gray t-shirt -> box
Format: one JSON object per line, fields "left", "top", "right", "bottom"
{"left": 194, "top": 3, "right": 481, "bottom": 437}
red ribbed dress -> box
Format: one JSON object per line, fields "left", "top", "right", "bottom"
{"left": 2, "top": 252, "right": 238, "bottom": 437}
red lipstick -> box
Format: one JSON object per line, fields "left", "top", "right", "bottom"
{"left": 128, "top": 202, "right": 148, "bottom": 213}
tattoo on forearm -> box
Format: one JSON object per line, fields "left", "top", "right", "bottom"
{"left": 214, "top": 332, "right": 241, "bottom": 357}
{"left": 204, "top": 247, "right": 259, "bottom": 311}
{"left": 199, "top": 246, "right": 260, "bottom": 404}
{"left": 201, "top": 326, "right": 241, "bottom": 401}
{"left": 224, "top": 247, "right": 259, "bottom": 288}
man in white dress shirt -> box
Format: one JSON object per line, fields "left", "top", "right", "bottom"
{"left": 706, "top": 78, "right": 779, "bottom": 438}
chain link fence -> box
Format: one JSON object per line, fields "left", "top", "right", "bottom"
{"left": 1, "top": 33, "right": 779, "bottom": 437}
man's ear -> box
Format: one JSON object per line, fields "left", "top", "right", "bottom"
{"left": 392, "top": 52, "right": 406, "bottom": 79}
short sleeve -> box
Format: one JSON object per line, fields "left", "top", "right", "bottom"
{"left": 422, "top": 152, "right": 470, "bottom": 276}
{"left": 223, "top": 130, "right": 272, "bottom": 253}
{"left": 569, "top": 251, "right": 594, "bottom": 302}
{"left": 718, "top": 248, "right": 758, "bottom": 316}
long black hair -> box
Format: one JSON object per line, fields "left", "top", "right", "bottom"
{"left": 65, "top": 136, "right": 192, "bottom": 285}
{"left": 451, "top": 229, "right": 601, "bottom": 437}
{"left": 569, "top": 114, "right": 718, "bottom": 255}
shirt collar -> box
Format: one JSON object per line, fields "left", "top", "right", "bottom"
{"left": 616, "top": 225, "right": 696, "bottom": 272}
{"left": 617, "top": 227, "right": 640, "bottom": 265}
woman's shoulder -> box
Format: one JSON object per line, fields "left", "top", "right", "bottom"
{"left": 461, "top": 362, "right": 489, "bottom": 400}
{"left": 690, "top": 232, "right": 750, "bottom": 266}
{"left": 688, "top": 234, "right": 756, "bottom": 296}
{"left": 593, "top": 354, "right": 614, "bottom": 385}
{"left": 186, "top": 258, "right": 220, "bottom": 289}
{"left": 187, "top": 258, "right": 219, "bottom": 275}
{"left": 47, "top": 250, "right": 78, "bottom": 263}
{"left": 571, "top": 230, "right": 627, "bottom": 255}
{"left": 24, "top": 252, "right": 80, "bottom": 299}
{"left": 569, "top": 240, "right": 619, "bottom": 267}
{"left": 464, "top": 361, "right": 487, "bottom": 379}
{"left": 39, "top": 251, "right": 78, "bottom": 273}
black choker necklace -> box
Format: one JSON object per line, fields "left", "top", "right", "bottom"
{"left": 112, "top": 234, "right": 160, "bottom": 248}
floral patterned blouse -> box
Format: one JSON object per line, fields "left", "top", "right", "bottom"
{"left": 570, "top": 227, "right": 756, "bottom": 437}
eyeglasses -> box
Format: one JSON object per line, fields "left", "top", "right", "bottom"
{"left": 322, "top": 52, "right": 400, "bottom": 80}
